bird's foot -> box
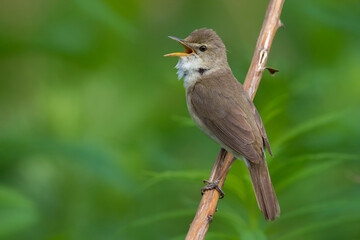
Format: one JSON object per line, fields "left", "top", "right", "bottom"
{"left": 201, "top": 179, "right": 225, "bottom": 199}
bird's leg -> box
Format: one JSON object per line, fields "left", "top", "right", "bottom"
{"left": 201, "top": 179, "right": 225, "bottom": 199}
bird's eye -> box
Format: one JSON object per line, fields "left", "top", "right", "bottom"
{"left": 199, "top": 45, "right": 207, "bottom": 52}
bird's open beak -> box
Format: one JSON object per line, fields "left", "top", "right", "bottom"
{"left": 164, "top": 36, "right": 195, "bottom": 57}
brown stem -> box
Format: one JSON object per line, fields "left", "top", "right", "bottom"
{"left": 185, "top": 0, "right": 285, "bottom": 239}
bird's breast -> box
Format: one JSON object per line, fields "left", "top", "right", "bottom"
{"left": 185, "top": 91, "right": 220, "bottom": 144}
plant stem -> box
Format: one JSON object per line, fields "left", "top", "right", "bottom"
{"left": 185, "top": 1, "right": 285, "bottom": 239}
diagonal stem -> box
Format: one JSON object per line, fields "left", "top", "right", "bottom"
{"left": 185, "top": 0, "right": 285, "bottom": 239}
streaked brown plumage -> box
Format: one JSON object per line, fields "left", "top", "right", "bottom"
{"left": 165, "top": 28, "right": 280, "bottom": 221}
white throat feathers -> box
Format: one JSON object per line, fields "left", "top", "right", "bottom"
{"left": 175, "top": 55, "right": 204, "bottom": 89}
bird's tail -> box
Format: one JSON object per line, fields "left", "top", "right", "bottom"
{"left": 247, "top": 159, "right": 280, "bottom": 221}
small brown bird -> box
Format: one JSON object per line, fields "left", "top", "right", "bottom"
{"left": 165, "top": 28, "right": 280, "bottom": 221}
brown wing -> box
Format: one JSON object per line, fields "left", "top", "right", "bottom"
{"left": 252, "top": 103, "right": 273, "bottom": 156}
{"left": 242, "top": 94, "right": 273, "bottom": 156}
{"left": 190, "top": 81, "right": 265, "bottom": 163}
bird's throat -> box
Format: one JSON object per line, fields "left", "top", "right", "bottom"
{"left": 175, "top": 56, "right": 205, "bottom": 89}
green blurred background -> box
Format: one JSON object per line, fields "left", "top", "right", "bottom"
{"left": 1, "top": 0, "right": 360, "bottom": 239}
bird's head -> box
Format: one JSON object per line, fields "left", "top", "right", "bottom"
{"left": 165, "top": 28, "right": 228, "bottom": 71}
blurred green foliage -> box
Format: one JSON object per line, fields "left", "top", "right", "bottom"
{"left": 0, "top": 0, "right": 360, "bottom": 239}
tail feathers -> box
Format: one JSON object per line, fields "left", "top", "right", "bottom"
{"left": 248, "top": 160, "right": 280, "bottom": 221}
